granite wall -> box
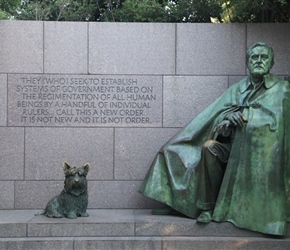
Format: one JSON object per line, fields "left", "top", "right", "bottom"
{"left": 0, "top": 21, "right": 289, "bottom": 210}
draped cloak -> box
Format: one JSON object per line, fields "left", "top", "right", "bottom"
{"left": 139, "top": 74, "right": 290, "bottom": 236}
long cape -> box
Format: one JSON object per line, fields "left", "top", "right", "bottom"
{"left": 139, "top": 74, "right": 290, "bottom": 235}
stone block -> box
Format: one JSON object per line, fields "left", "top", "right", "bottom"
{"left": 8, "top": 74, "right": 162, "bottom": 127}
{"left": 28, "top": 209, "right": 135, "bottom": 237}
{"left": 88, "top": 181, "right": 161, "bottom": 209}
{"left": 44, "top": 22, "right": 88, "bottom": 74}
{"left": 0, "top": 238, "right": 73, "bottom": 250}
{"left": 0, "top": 127, "right": 24, "bottom": 180}
{"left": 15, "top": 181, "right": 64, "bottom": 209}
{"left": 0, "top": 21, "right": 43, "bottom": 73}
{"left": 24, "top": 127, "right": 114, "bottom": 180}
{"left": 15, "top": 180, "right": 158, "bottom": 209}
{"left": 163, "top": 76, "right": 228, "bottom": 127}
{"left": 247, "top": 24, "right": 290, "bottom": 75}
{"left": 0, "top": 181, "right": 14, "bottom": 209}
{"left": 74, "top": 237, "right": 162, "bottom": 250}
{"left": 134, "top": 210, "right": 263, "bottom": 237}
{"left": 176, "top": 24, "right": 246, "bottom": 75}
{"left": 89, "top": 23, "right": 175, "bottom": 75}
{"left": 0, "top": 74, "right": 7, "bottom": 126}
{"left": 0, "top": 210, "right": 36, "bottom": 237}
{"left": 115, "top": 128, "right": 180, "bottom": 180}
{"left": 162, "top": 237, "right": 290, "bottom": 250}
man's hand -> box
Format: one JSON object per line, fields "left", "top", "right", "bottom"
{"left": 225, "top": 111, "right": 248, "bottom": 127}
{"left": 214, "top": 120, "right": 231, "bottom": 136}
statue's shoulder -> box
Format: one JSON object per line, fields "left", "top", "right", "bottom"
{"left": 264, "top": 73, "right": 289, "bottom": 90}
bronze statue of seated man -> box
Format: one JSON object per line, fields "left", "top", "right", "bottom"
{"left": 139, "top": 42, "right": 290, "bottom": 236}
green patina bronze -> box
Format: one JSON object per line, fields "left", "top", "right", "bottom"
{"left": 139, "top": 42, "right": 290, "bottom": 236}
{"left": 37, "top": 162, "right": 90, "bottom": 219}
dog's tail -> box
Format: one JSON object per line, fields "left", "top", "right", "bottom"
{"left": 34, "top": 210, "right": 46, "bottom": 216}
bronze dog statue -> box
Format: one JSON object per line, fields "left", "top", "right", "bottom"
{"left": 38, "top": 162, "right": 90, "bottom": 219}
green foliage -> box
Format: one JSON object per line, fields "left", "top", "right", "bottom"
{"left": 0, "top": 0, "right": 20, "bottom": 19}
{"left": 1, "top": 0, "right": 289, "bottom": 22}
{"left": 0, "top": 10, "right": 9, "bottom": 20}
{"left": 166, "top": 0, "right": 221, "bottom": 22}
{"left": 111, "top": 0, "right": 167, "bottom": 22}
{"left": 221, "top": 0, "right": 290, "bottom": 22}
{"left": 16, "top": 0, "right": 98, "bottom": 21}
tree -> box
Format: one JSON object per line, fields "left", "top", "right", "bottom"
{"left": 0, "top": 0, "right": 20, "bottom": 19}
{"left": 166, "top": 0, "right": 221, "bottom": 22}
{"left": 221, "top": 0, "right": 290, "bottom": 23}
{"left": 16, "top": 0, "right": 98, "bottom": 21}
{"left": 105, "top": 0, "right": 221, "bottom": 22}
{"left": 2, "top": 0, "right": 289, "bottom": 22}
{"left": 110, "top": 0, "right": 167, "bottom": 22}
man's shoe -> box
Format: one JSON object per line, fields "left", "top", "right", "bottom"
{"left": 196, "top": 210, "right": 212, "bottom": 223}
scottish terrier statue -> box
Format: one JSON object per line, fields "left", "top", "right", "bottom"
{"left": 38, "top": 162, "right": 90, "bottom": 219}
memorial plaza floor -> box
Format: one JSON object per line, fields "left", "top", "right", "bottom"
{"left": 0, "top": 209, "right": 289, "bottom": 249}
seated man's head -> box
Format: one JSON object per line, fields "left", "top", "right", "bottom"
{"left": 246, "top": 42, "right": 274, "bottom": 82}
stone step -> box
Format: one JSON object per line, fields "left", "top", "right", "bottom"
{"left": 0, "top": 209, "right": 289, "bottom": 249}
{"left": 1, "top": 236, "right": 290, "bottom": 250}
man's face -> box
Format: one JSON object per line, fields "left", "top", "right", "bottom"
{"left": 247, "top": 46, "right": 273, "bottom": 77}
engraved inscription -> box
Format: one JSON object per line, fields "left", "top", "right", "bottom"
{"left": 8, "top": 75, "right": 162, "bottom": 127}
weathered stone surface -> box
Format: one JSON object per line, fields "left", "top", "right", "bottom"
{"left": 15, "top": 181, "right": 64, "bottom": 209}
{"left": 28, "top": 209, "right": 135, "bottom": 237}
{"left": 162, "top": 237, "right": 290, "bottom": 250}
{"left": 114, "top": 128, "right": 180, "bottom": 180}
{"left": 176, "top": 24, "right": 246, "bottom": 75}
{"left": 0, "top": 181, "right": 14, "bottom": 209}
{"left": 134, "top": 210, "right": 290, "bottom": 238}
{"left": 88, "top": 181, "right": 161, "bottom": 209}
{"left": 163, "top": 76, "right": 228, "bottom": 127}
{"left": 0, "top": 74, "right": 7, "bottom": 126}
{"left": 8, "top": 74, "right": 162, "bottom": 127}
{"left": 0, "top": 209, "right": 288, "bottom": 249}
{"left": 134, "top": 210, "right": 262, "bottom": 237}
{"left": 89, "top": 23, "right": 175, "bottom": 75}
{"left": 74, "top": 237, "right": 162, "bottom": 250}
{"left": 14, "top": 180, "right": 159, "bottom": 209}
{"left": 44, "top": 22, "right": 88, "bottom": 74}
{"left": 0, "top": 210, "right": 37, "bottom": 237}
{"left": 0, "top": 238, "right": 73, "bottom": 250}
{"left": 24, "top": 127, "right": 114, "bottom": 180}
{"left": 0, "top": 21, "right": 43, "bottom": 73}
{"left": 247, "top": 24, "right": 290, "bottom": 75}
{"left": 0, "top": 127, "right": 24, "bottom": 180}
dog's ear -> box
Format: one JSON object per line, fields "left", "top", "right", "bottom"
{"left": 83, "top": 163, "right": 90, "bottom": 172}
{"left": 63, "top": 162, "right": 71, "bottom": 171}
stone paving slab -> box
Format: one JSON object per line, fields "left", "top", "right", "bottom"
{"left": 28, "top": 209, "right": 135, "bottom": 237}
{"left": 0, "top": 237, "right": 74, "bottom": 250}
{"left": 0, "top": 210, "right": 37, "bottom": 237}
{"left": 162, "top": 237, "right": 290, "bottom": 250}
{"left": 0, "top": 209, "right": 290, "bottom": 240}
{"left": 74, "top": 237, "right": 162, "bottom": 250}
{"left": 0, "top": 236, "right": 289, "bottom": 250}
{"left": 135, "top": 209, "right": 290, "bottom": 238}
{"left": 134, "top": 209, "right": 264, "bottom": 238}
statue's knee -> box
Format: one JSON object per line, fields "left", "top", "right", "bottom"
{"left": 203, "top": 140, "right": 217, "bottom": 151}
{"left": 202, "top": 140, "right": 219, "bottom": 156}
